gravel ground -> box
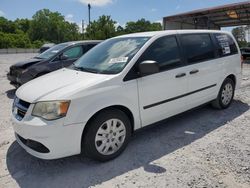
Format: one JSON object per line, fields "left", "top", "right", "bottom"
{"left": 0, "top": 53, "right": 250, "bottom": 188}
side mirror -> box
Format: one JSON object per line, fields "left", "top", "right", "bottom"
{"left": 138, "top": 60, "right": 159, "bottom": 77}
{"left": 60, "top": 54, "right": 68, "bottom": 61}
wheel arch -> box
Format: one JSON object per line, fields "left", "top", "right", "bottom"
{"left": 226, "top": 74, "right": 236, "bottom": 85}
{"left": 80, "top": 105, "right": 135, "bottom": 151}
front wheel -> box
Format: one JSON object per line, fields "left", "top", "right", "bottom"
{"left": 211, "top": 78, "right": 235, "bottom": 109}
{"left": 82, "top": 109, "right": 131, "bottom": 161}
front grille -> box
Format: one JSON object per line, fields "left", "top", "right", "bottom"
{"left": 13, "top": 97, "right": 31, "bottom": 121}
{"left": 19, "top": 99, "right": 30, "bottom": 109}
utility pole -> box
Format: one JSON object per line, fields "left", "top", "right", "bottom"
{"left": 88, "top": 3, "right": 91, "bottom": 39}
{"left": 82, "top": 19, "right": 85, "bottom": 39}
{"left": 88, "top": 3, "right": 91, "bottom": 25}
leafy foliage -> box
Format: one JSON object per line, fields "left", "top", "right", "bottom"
{"left": 232, "top": 26, "right": 250, "bottom": 48}
{"left": 0, "top": 9, "right": 163, "bottom": 48}
{"left": 0, "top": 32, "right": 32, "bottom": 48}
{"left": 29, "top": 9, "right": 80, "bottom": 43}
{"left": 124, "top": 19, "right": 162, "bottom": 33}
{"left": 85, "top": 17, "right": 162, "bottom": 40}
{"left": 85, "top": 15, "right": 116, "bottom": 40}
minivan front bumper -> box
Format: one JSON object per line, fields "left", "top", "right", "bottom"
{"left": 11, "top": 115, "right": 85, "bottom": 160}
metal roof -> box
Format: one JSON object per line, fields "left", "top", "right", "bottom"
{"left": 163, "top": 1, "right": 250, "bottom": 28}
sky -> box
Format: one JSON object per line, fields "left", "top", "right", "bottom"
{"left": 0, "top": 0, "right": 245, "bottom": 30}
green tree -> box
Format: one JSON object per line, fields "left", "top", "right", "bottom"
{"left": 64, "top": 22, "right": 81, "bottom": 41}
{"left": 0, "top": 32, "right": 32, "bottom": 48}
{"left": 115, "top": 25, "right": 126, "bottom": 36}
{"left": 15, "top": 18, "right": 31, "bottom": 33}
{"left": 86, "top": 15, "right": 116, "bottom": 39}
{"left": 0, "top": 17, "right": 16, "bottom": 33}
{"left": 124, "top": 18, "right": 162, "bottom": 34}
{"left": 232, "top": 27, "right": 246, "bottom": 43}
{"left": 29, "top": 9, "right": 81, "bottom": 43}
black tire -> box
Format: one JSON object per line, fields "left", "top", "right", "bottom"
{"left": 82, "top": 108, "right": 132, "bottom": 162}
{"left": 211, "top": 78, "right": 235, "bottom": 109}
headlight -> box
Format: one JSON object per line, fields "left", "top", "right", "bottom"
{"left": 32, "top": 101, "right": 70, "bottom": 120}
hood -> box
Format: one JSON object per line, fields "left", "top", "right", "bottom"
{"left": 16, "top": 68, "right": 115, "bottom": 103}
{"left": 12, "top": 58, "right": 43, "bottom": 69}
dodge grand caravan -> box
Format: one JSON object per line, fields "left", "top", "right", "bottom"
{"left": 11, "top": 30, "right": 241, "bottom": 161}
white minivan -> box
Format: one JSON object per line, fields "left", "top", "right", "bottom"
{"left": 12, "top": 30, "right": 241, "bottom": 161}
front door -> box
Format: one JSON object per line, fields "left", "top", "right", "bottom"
{"left": 137, "top": 35, "right": 189, "bottom": 127}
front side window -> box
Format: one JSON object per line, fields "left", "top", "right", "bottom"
{"left": 72, "top": 37, "right": 150, "bottom": 74}
{"left": 138, "top": 36, "right": 182, "bottom": 71}
{"left": 213, "top": 33, "right": 238, "bottom": 57}
{"left": 63, "top": 46, "right": 83, "bottom": 59}
{"left": 181, "top": 34, "right": 215, "bottom": 64}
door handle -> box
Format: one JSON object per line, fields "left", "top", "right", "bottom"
{"left": 190, "top": 69, "right": 199, "bottom": 74}
{"left": 175, "top": 73, "right": 186, "bottom": 78}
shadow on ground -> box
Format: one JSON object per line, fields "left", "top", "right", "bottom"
{"left": 5, "top": 89, "right": 16, "bottom": 99}
{"left": 6, "top": 100, "right": 249, "bottom": 188}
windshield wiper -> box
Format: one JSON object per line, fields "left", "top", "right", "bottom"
{"left": 73, "top": 65, "right": 99, "bottom": 74}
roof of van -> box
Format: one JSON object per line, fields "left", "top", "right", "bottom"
{"left": 116, "top": 30, "right": 231, "bottom": 38}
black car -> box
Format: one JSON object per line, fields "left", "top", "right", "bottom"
{"left": 7, "top": 40, "right": 101, "bottom": 87}
{"left": 241, "top": 47, "right": 250, "bottom": 60}
{"left": 39, "top": 43, "right": 55, "bottom": 53}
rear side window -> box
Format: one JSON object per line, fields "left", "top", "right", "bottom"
{"left": 138, "top": 36, "right": 182, "bottom": 71}
{"left": 180, "top": 34, "right": 215, "bottom": 64}
{"left": 213, "top": 33, "right": 238, "bottom": 57}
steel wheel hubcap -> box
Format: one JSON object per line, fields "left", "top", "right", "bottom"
{"left": 221, "top": 83, "right": 233, "bottom": 106}
{"left": 95, "top": 119, "right": 126, "bottom": 155}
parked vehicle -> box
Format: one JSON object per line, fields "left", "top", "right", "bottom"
{"left": 11, "top": 30, "right": 241, "bottom": 161}
{"left": 7, "top": 40, "right": 101, "bottom": 87}
{"left": 39, "top": 43, "right": 55, "bottom": 53}
{"left": 240, "top": 47, "right": 250, "bottom": 60}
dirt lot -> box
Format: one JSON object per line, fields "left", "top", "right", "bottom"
{"left": 0, "top": 54, "right": 250, "bottom": 188}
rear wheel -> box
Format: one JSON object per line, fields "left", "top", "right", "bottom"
{"left": 211, "top": 78, "right": 235, "bottom": 109}
{"left": 82, "top": 109, "right": 131, "bottom": 161}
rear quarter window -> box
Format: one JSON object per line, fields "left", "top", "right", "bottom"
{"left": 213, "top": 33, "right": 238, "bottom": 57}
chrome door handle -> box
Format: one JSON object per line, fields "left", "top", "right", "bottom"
{"left": 190, "top": 69, "right": 199, "bottom": 74}
{"left": 175, "top": 73, "right": 186, "bottom": 78}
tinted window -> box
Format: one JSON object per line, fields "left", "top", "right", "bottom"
{"left": 82, "top": 43, "right": 97, "bottom": 53}
{"left": 63, "top": 46, "right": 83, "bottom": 59}
{"left": 181, "top": 34, "right": 215, "bottom": 64}
{"left": 87, "top": 43, "right": 97, "bottom": 49}
{"left": 213, "top": 33, "right": 238, "bottom": 57}
{"left": 138, "top": 36, "right": 182, "bottom": 71}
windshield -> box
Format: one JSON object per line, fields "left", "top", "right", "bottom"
{"left": 36, "top": 43, "right": 69, "bottom": 59}
{"left": 72, "top": 37, "right": 150, "bottom": 74}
